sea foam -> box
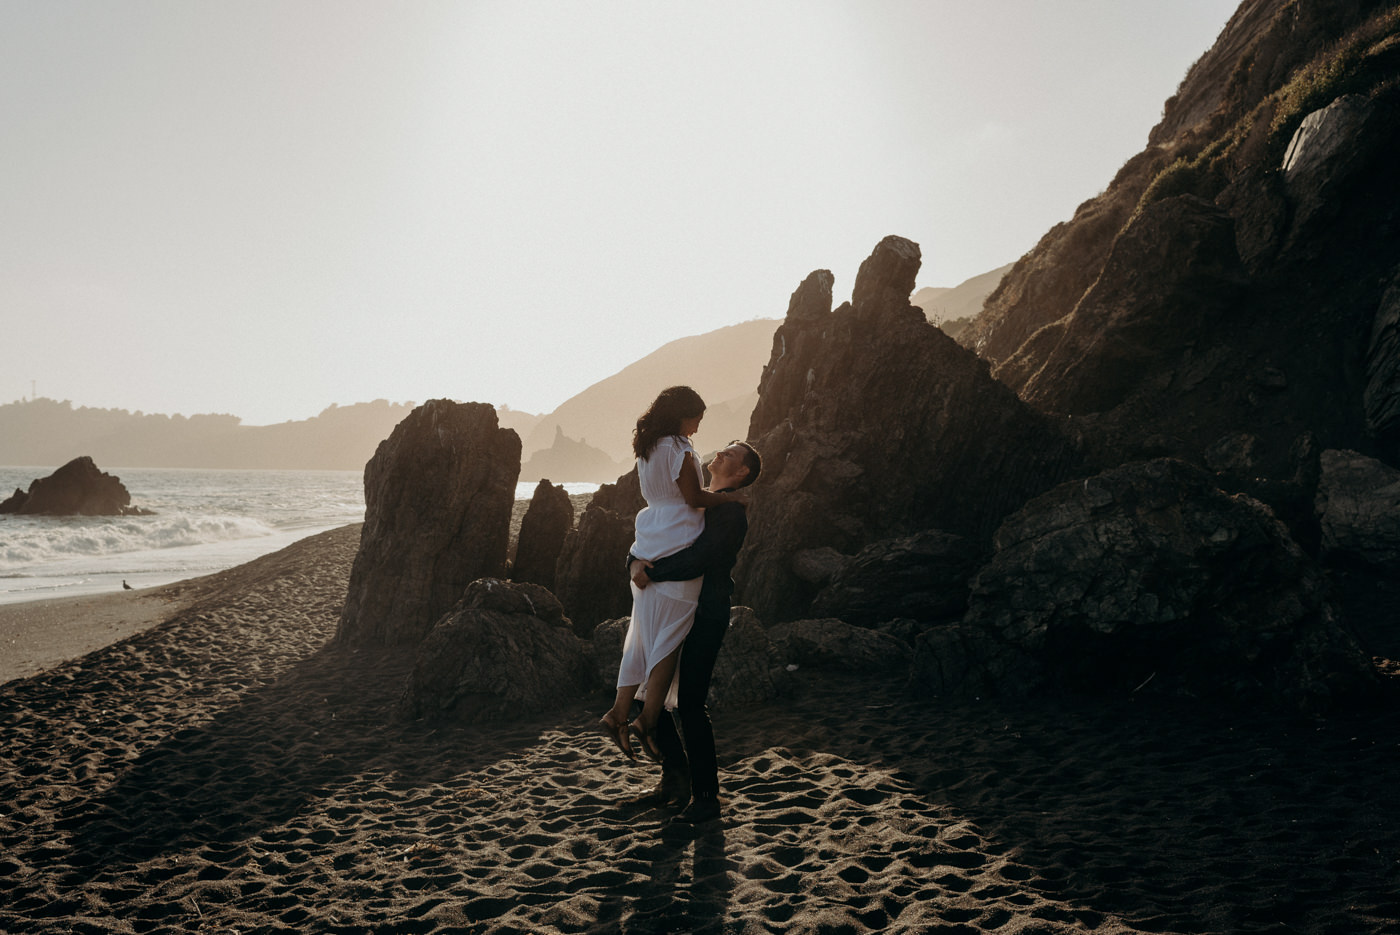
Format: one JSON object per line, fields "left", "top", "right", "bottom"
{"left": 0, "top": 513, "right": 278, "bottom": 574}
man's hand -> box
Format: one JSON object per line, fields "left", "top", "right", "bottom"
{"left": 630, "top": 558, "right": 654, "bottom": 589}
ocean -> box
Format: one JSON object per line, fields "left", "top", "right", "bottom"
{"left": 0, "top": 467, "right": 598, "bottom": 606}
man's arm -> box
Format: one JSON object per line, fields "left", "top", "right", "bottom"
{"left": 646, "top": 502, "right": 745, "bottom": 582}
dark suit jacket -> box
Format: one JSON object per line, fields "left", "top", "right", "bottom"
{"left": 631, "top": 500, "right": 747, "bottom": 626}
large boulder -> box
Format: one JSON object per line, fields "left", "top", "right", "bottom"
{"left": 916, "top": 459, "right": 1377, "bottom": 711}
{"left": 397, "top": 578, "right": 594, "bottom": 723}
{"left": 809, "top": 530, "right": 981, "bottom": 626}
{"left": 1316, "top": 449, "right": 1400, "bottom": 570}
{"left": 769, "top": 617, "right": 912, "bottom": 676}
{"left": 512, "top": 479, "right": 574, "bottom": 591}
{"left": 553, "top": 468, "right": 643, "bottom": 636}
{"left": 707, "top": 606, "right": 791, "bottom": 708}
{"left": 735, "top": 236, "right": 1081, "bottom": 623}
{"left": 1280, "top": 94, "right": 1379, "bottom": 250}
{"left": 337, "top": 400, "right": 521, "bottom": 648}
{"left": 0, "top": 456, "right": 152, "bottom": 516}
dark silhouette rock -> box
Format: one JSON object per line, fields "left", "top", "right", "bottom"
{"left": 769, "top": 618, "right": 912, "bottom": 675}
{"left": 706, "top": 607, "right": 791, "bottom": 708}
{"left": 909, "top": 623, "right": 1003, "bottom": 699}
{"left": 735, "top": 236, "right": 1082, "bottom": 623}
{"left": 809, "top": 530, "right": 981, "bottom": 626}
{"left": 0, "top": 456, "right": 152, "bottom": 516}
{"left": 963, "top": 0, "right": 1388, "bottom": 372}
{"left": 1316, "top": 449, "right": 1400, "bottom": 570}
{"left": 789, "top": 547, "right": 848, "bottom": 592}
{"left": 915, "top": 459, "right": 1377, "bottom": 712}
{"left": 512, "top": 479, "right": 574, "bottom": 590}
{"left": 1280, "top": 94, "right": 1378, "bottom": 250}
{"left": 1004, "top": 194, "right": 1249, "bottom": 416}
{"left": 1364, "top": 275, "right": 1400, "bottom": 444}
{"left": 553, "top": 468, "right": 643, "bottom": 637}
{"left": 954, "top": 4, "right": 1400, "bottom": 491}
{"left": 588, "top": 617, "right": 629, "bottom": 690}
{"left": 337, "top": 400, "right": 520, "bottom": 648}
{"left": 958, "top": 147, "right": 1169, "bottom": 367}
{"left": 397, "top": 578, "right": 593, "bottom": 723}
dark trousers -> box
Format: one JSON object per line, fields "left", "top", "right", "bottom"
{"left": 654, "top": 605, "right": 728, "bottom": 799}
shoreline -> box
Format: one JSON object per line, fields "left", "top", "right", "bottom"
{"left": 0, "top": 483, "right": 596, "bottom": 685}
{"left": 0, "top": 586, "right": 195, "bottom": 686}
{"left": 0, "top": 523, "right": 366, "bottom": 687}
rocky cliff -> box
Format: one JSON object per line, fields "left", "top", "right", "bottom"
{"left": 963, "top": 0, "right": 1400, "bottom": 481}
{"left": 711, "top": 1, "right": 1400, "bottom": 709}
{"left": 734, "top": 236, "right": 1081, "bottom": 624}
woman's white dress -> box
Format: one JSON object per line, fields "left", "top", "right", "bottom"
{"left": 618, "top": 435, "right": 704, "bottom": 707}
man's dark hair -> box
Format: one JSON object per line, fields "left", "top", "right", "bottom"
{"left": 730, "top": 440, "right": 762, "bottom": 488}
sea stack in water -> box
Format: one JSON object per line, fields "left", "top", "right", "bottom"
{"left": 337, "top": 400, "right": 521, "bottom": 648}
{"left": 0, "top": 456, "right": 152, "bottom": 516}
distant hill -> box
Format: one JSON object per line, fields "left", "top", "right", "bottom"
{"left": 911, "top": 264, "right": 1013, "bottom": 339}
{"left": 0, "top": 398, "right": 417, "bottom": 471}
{"left": 495, "top": 406, "right": 544, "bottom": 440}
{"left": 519, "top": 318, "right": 781, "bottom": 469}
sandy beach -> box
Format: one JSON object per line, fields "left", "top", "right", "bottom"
{"left": 2, "top": 523, "right": 1399, "bottom": 934}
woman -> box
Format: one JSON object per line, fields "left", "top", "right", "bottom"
{"left": 599, "top": 386, "right": 739, "bottom": 762}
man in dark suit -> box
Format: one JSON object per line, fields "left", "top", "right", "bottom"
{"left": 628, "top": 439, "right": 762, "bottom": 825}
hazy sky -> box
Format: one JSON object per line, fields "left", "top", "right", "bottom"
{"left": 3, "top": 1, "right": 1240, "bottom": 425}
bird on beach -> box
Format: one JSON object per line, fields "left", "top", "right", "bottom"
{"left": 122, "top": 580, "right": 132, "bottom": 590}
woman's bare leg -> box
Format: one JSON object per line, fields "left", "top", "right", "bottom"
{"left": 630, "top": 647, "right": 681, "bottom": 762}
{"left": 600, "top": 685, "right": 639, "bottom": 760}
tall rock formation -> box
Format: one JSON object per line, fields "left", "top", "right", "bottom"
{"left": 337, "top": 400, "right": 520, "bottom": 648}
{"left": 552, "top": 468, "right": 644, "bottom": 636}
{"left": 735, "top": 235, "right": 1082, "bottom": 623}
{"left": 512, "top": 479, "right": 574, "bottom": 590}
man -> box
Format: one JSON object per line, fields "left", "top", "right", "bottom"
{"left": 628, "top": 439, "right": 761, "bottom": 825}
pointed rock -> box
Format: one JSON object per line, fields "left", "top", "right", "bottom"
{"left": 512, "top": 479, "right": 574, "bottom": 591}
{"left": 337, "top": 400, "right": 520, "bottom": 648}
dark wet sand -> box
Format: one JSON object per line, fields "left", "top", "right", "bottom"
{"left": 2, "top": 523, "right": 1399, "bottom": 934}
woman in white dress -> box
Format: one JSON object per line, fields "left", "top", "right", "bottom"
{"left": 600, "top": 386, "right": 741, "bottom": 763}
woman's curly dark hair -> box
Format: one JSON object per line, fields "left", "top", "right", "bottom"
{"left": 633, "top": 385, "right": 706, "bottom": 460}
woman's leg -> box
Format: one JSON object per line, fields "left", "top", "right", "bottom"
{"left": 630, "top": 646, "right": 681, "bottom": 761}
{"left": 600, "top": 685, "right": 639, "bottom": 760}
{"left": 600, "top": 587, "right": 647, "bottom": 761}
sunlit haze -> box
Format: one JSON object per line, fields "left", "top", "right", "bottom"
{"left": 2, "top": 1, "right": 1240, "bottom": 425}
